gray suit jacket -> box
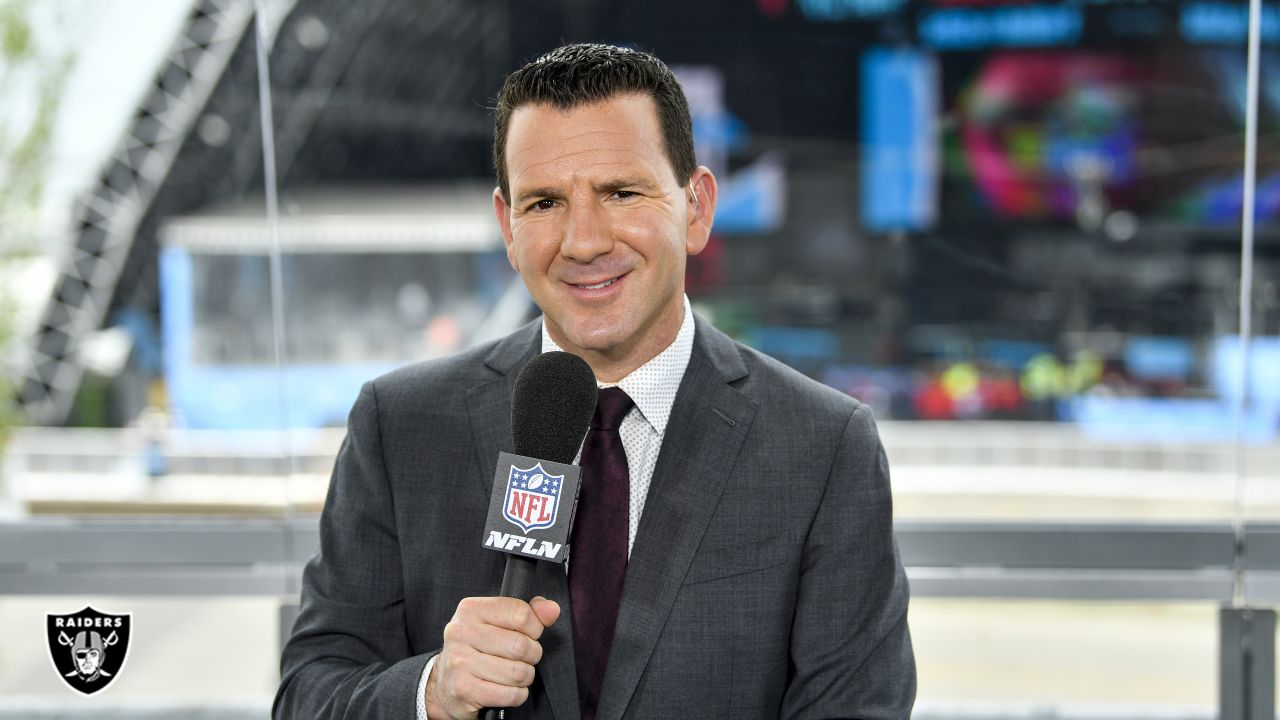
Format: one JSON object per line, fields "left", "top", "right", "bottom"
{"left": 274, "top": 315, "right": 915, "bottom": 719}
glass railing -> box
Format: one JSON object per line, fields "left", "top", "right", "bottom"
{"left": 0, "top": 0, "right": 1272, "bottom": 717}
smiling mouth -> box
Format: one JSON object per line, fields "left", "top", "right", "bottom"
{"left": 573, "top": 276, "right": 620, "bottom": 290}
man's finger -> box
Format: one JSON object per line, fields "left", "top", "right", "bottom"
{"left": 466, "top": 625, "right": 545, "bottom": 665}
{"left": 465, "top": 597, "right": 548, "bottom": 639}
{"left": 442, "top": 669, "right": 532, "bottom": 714}
{"left": 529, "top": 596, "right": 561, "bottom": 628}
{"left": 463, "top": 650, "right": 539, "bottom": 689}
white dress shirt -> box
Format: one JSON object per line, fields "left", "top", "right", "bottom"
{"left": 416, "top": 295, "right": 695, "bottom": 718}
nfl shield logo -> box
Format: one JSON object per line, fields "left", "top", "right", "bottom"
{"left": 502, "top": 462, "right": 564, "bottom": 533}
{"left": 46, "top": 606, "right": 132, "bottom": 696}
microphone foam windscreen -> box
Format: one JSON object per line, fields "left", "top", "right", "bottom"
{"left": 511, "top": 351, "right": 598, "bottom": 464}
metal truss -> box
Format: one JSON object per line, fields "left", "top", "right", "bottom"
{"left": 15, "top": 0, "right": 259, "bottom": 425}
{"left": 15, "top": 0, "right": 507, "bottom": 425}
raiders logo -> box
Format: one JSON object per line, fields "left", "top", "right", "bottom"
{"left": 45, "top": 606, "right": 132, "bottom": 695}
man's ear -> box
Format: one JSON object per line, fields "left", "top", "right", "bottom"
{"left": 685, "top": 166, "right": 718, "bottom": 256}
{"left": 493, "top": 187, "right": 518, "bottom": 271}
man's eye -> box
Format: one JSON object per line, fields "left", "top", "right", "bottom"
{"left": 531, "top": 199, "right": 555, "bottom": 211}
{"left": 613, "top": 190, "right": 637, "bottom": 200}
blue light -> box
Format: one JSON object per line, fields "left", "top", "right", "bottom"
{"left": 1181, "top": 2, "right": 1280, "bottom": 44}
{"left": 919, "top": 6, "right": 1084, "bottom": 50}
{"left": 861, "top": 48, "right": 938, "bottom": 231}
{"left": 800, "top": 0, "right": 906, "bottom": 21}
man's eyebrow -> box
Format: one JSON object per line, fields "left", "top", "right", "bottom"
{"left": 513, "top": 187, "right": 564, "bottom": 204}
{"left": 513, "top": 177, "right": 661, "bottom": 205}
{"left": 594, "top": 176, "right": 659, "bottom": 193}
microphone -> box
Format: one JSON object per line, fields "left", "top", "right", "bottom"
{"left": 480, "top": 351, "right": 596, "bottom": 720}
{"left": 512, "top": 351, "right": 597, "bottom": 465}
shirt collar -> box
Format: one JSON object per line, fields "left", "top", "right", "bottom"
{"left": 540, "top": 294, "right": 695, "bottom": 436}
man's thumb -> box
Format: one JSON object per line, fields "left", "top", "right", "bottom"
{"left": 529, "top": 596, "right": 561, "bottom": 628}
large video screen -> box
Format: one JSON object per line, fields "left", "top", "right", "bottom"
{"left": 936, "top": 48, "right": 1280, "bottom": 238}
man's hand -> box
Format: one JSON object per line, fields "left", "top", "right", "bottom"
{"left": 425, "top": 595, "right": 561, "bottom": 720}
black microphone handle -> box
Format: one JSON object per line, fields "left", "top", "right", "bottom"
{"left": 497, "top": 554, "right": 537, "bottom": 600}
{"left": 479, "top": 555, "right": 539, "bottom": 720}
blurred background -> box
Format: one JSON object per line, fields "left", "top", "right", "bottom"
{"left": 0, "top": 0, "right": 1277, "bottom": 717}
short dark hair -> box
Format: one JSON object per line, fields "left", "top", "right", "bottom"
{"left": 492, "top": 43, "right": 697, "bottom": 203}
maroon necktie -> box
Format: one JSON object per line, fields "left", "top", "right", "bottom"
{"left": 570, "top": 386, "right": 634, "bottom": 720}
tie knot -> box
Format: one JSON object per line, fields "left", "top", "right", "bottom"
{"left": 592, "top": 387, "right": 634, "bottom": 431}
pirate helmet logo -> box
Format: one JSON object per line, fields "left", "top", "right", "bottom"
{"left": 46, "top": 606, "right": 132, "bottom": 695}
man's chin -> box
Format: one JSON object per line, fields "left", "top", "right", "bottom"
{"left": 559, "top": 329, "right": 625, "bottom": 355}
{"left": 550, "top": 317, "right": 634, "bottom": 353}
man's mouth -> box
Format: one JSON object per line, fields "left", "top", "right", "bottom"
{"left": 573, "top": 276, "right": 620, "bottom": 290}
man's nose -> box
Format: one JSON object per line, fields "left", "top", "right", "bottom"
{"left": 560, "top": 198, "right": 613, "bottom": 262}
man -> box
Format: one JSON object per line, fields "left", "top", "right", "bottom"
{"left": 275, "top": 43, "right": 914, "bottom": 720}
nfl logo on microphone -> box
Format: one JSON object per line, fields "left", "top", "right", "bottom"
{"left": 502, "top": 463, "right": 564, "bottom": 532}
{"left": 484, "top": 452, "right": 579, "bottom": 563}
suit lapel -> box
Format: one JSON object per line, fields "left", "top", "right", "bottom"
{"left": 466, "top": 321, "right": 539, "bottom": 493}
{"left": 595, "top": 318, "right": 757, "bottom": 720}
{"left": 466, "top": 377, "right": 513, "bottom": 491}
{"left": 466, "top": 320, "right": 581, "bottom": 720}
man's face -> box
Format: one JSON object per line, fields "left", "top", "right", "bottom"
{"left": 494, "top": 93, "right": 715, "bottom": 378}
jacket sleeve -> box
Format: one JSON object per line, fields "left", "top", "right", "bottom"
{"left": 273, "top": 380, "right": 437, "bottom": 718}
{"left": 781, "top": 404, "right": 916, "bottom": 719}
